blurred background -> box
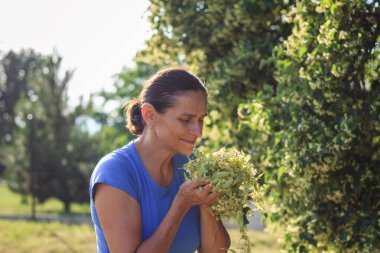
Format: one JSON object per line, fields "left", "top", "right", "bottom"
{"left": 0, "top": 0, "right": 379, "bottom": 252}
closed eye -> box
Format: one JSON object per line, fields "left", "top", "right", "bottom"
{"left": 179, "top": 118, "right": 191, "bottom": 123}
{"left": 179, "top": 115, "right": 206, "bottom": 124}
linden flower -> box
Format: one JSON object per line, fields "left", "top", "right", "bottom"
{"left": 184, "top": 148, "right": 264, "bottom": 253}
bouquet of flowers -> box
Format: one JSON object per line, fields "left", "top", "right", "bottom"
{"left": 184, "top": 148, "right": 264, "bottom": 253}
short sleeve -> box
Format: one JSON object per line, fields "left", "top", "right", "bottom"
{"left": 90, "top": 154, "right": 138, "bottom": 202}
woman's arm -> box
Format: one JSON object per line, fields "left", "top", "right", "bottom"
{"left": 198, "top": 205, "right": 231, "bottom": 253}
{"left": 94, "top": 179, "right": 216, "bottom": 253}
{"left": 94, "top": 183, "right": 142, "bottom": 253}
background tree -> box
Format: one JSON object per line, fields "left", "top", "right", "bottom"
{"left": 3, "top": 50, "right": 96, "bottom": 212}
{"left": 29, "top": 53, "right": 91, "bottom": 212}
{"left": 0, "top": 50, "right": 39, "bottom": 178}
{"left": 0, "top": 50, "right": 39, "bottom": 143}
{"left": 241, "top": 0, "right": 380, "bottom": 252}
{"left": 0, "top": 49, "right": 41, "bottom": 195}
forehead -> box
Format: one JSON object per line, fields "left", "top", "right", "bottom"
{"left": 167, "top": 91, "right": 208, "bottom": 116}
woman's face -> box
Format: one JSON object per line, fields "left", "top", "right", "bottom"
{"left": 153, "top": 90, "right": 208, "bottom": 156}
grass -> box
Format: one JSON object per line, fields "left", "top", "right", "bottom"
{"left": 0, "top": 219, "right": 281, "bottom": 253}
{"left": 0, "top": 182, "right": 90, "bottom": 216}
{"left": 0, "top": 220, "right": 96, "bottom": 253}
{"left": 0, "top": 183, "right": 282, "bottom": 252}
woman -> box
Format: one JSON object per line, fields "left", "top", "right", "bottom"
{"left": 90, "top": 67, "right": 231, "bottom": 253}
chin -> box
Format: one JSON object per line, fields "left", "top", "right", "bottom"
{"left": 177, "top": 147, "right": 194, "bottom": 156}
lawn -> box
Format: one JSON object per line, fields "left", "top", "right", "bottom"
{"left": 0, "top": 182, "right": 282, "bottom": 252}
{"left": 0, "top": 182, "right": 90, "bottom": 216}
{"left": 0, "top": 219, "right": 281, "bottom": 253}
{"left": 0, "top": 220, "right": 96, "bottom": 253}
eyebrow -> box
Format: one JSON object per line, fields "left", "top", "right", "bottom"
{"left": 180, "top": 112, "right": 208, "bottom": 118}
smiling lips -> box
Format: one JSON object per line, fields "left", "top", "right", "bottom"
{"left": 181, "top": 139, "right": 196, "bottom": 146}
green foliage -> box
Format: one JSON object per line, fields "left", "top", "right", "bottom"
{"left": 0, "top": 50, "right": 41, "bottom": 180}
{"left": 241, "top": 0, "right": 380, "bottom": 252}
{"left": 184, "top": 148, "right": 264, "bottom": 253}
{"left": 0, "top": 49, "right": 39, "bottom": 146}
{"left": 1, "top": 50, "right": 97, "bottom": 212}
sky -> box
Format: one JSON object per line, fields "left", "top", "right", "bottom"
{"left": 0, "top": 0, "right": 152, "bottom": 106}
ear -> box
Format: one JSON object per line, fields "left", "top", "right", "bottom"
{"left": 141, "top": 103, "right": 156, "bottom": 126}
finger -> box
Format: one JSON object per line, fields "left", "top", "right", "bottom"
{"left": 203, "top": 192, "right": 219, "bottom": 205}
{"left": 198, "top": 184, "right": 214, "bottom": 199}
{"left": 190, "top": 178, "right": 210, "bottom": 189}
{"left": 197, "top": 183, "right": 213, "bottom": 196}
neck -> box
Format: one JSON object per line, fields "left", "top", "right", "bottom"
{"left": 134, "top": 133, "right": 174, "bottom": 187}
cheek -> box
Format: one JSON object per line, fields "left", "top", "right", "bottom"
{"left": 158, "top": 120, "right": 183, "bottom": 139}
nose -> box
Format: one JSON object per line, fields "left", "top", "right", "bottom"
{"left": 190, "top": 121, "right": 203, "bottom": 137}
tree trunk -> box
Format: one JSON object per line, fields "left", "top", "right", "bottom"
{"left": 64, "top": 201, "right": 71, "bottom": 213}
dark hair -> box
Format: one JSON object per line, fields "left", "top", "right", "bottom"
{"left": 124, "top": 66, "right": 208, "bottom": 135}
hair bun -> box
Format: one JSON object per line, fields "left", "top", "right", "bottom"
{"left": 125, "top": 99, "right": 145, "bottom": 135}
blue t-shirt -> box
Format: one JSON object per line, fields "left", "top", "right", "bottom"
{"left": 89, "top": 140, "right": 200, "bottom": 253}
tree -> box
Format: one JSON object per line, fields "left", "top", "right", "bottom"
{"left": 0, "top": 50, "right": 39, "bottom": 144}
{"left": 242, "top": 0, "right": 380, "bottom": 251}
{"left": 0, "top": 49, "right": 40, "bottom": 195}
{"left": 0, "top": 50, "right": 39, "bottom": 179}
{"left": 3, "top": 50, "right": 95, "bottom": 212}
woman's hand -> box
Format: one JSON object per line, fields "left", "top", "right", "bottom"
{"left": 174, "top": 179, "right": 219, "bottom": 211}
